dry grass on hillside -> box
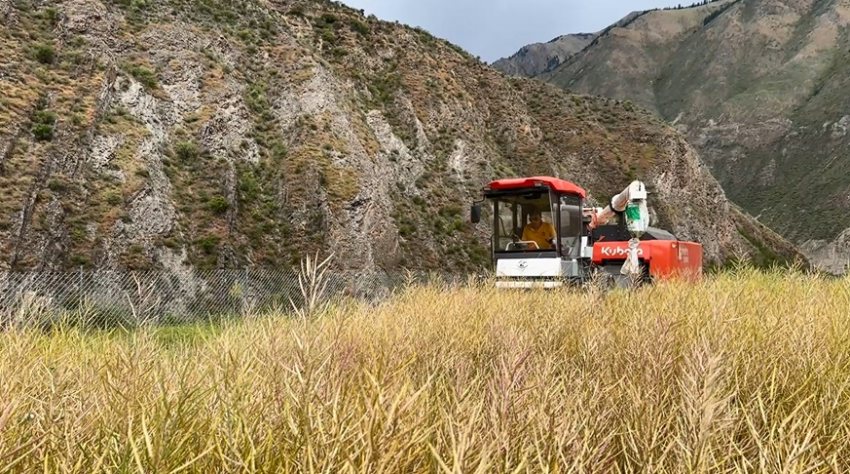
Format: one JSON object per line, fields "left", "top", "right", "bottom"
{"left": 2, "top": 268, "right": 850, "bottom": 472}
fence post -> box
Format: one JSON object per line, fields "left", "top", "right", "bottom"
{"left": 243, "top": 267, "right": 249, "bottom": 315}
{"left": 78, "top": 266, "right": 83, "bottom": 310}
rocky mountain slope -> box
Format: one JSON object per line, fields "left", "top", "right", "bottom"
{"left": 0, "top": 0, "right": 801, "bottom": 274}
{"left": 538, "top": 0, "right": 850, "bottom": 272}
{"left": 491, "top": 7, "right": 678, "bottom": 78}
{"left": 492, "top": 33, "right": 595, "bottom": 77}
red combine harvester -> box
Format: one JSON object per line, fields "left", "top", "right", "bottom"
{"left": 470, "top": 176, "right": 702, "bottom": 288}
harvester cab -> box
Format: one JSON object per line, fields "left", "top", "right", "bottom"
{"left": 470, "top": 176, "right": 702, "bottom": 288}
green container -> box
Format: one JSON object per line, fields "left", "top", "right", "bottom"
{"left": 625, "top": 203, "right": 642, "bottom": 221}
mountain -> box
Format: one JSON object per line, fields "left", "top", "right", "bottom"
{"left": 0, "top": 0, "right": 802, "bottom": 275}
{"left": 536, "top": 0, "right": 850, "bottom": 272}
{"left": 491, "top": 8, "right": 672, "bottom": 78}
{"left": 492, "top": 33, "right": 596, "bottom": 77}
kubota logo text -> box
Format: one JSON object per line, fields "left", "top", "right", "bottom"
{"left": 600, "top": 247, "right": 644, "bottom": 257}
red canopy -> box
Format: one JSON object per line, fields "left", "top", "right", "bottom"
{"left": 487, "top": 176, "right": 586, "bottom": 198}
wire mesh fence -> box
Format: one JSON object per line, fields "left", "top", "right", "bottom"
{"left": 0, "top": 268, "right": 472, "bottom": 330}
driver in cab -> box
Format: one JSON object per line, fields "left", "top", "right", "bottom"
{"left": 521, "top": 210, "right": 555, "bottom": 250}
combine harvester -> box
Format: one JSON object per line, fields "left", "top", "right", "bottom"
{"left": 470, "top": 176, "right": 702, "bottom": 288}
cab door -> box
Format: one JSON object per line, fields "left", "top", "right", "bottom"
{"left": 555, "top": 193, "right": 583, "bottom": 259}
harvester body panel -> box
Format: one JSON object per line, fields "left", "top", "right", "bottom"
{"left": 592, "top": 240, "right": 703, "bottom": 281}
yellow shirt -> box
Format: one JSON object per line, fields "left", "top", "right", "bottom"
{"left": 522, "top": 222, "right": 556, "bottom": 249}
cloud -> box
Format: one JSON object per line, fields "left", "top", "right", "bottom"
{"left": 339, "top": 0, "right": 689, "bottom": 62}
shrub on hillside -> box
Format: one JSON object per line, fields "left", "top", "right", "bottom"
{"left": 31, "top": 110, "right": 57, "bottom": 141}
{"left": 34, "top": 43, "right": 55, "bottom": 64}
{"left": 174, "top": 141, "right": 199, "bottom": 161}
{"left": 127, "top": 64, "right": 158, "bottom": 89}
{"left": 208, "top": 195, "right": 229, "bottom": 214}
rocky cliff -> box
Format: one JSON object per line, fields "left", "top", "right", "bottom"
{"left": 491, "top": 33, "right": 595, "bottom": 77}
{"left": 0, "top": 0, "right": 801, "bottom": 274}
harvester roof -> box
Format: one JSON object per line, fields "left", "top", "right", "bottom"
{"left": 486, "top": 176, "right": 587, "bottom": 198}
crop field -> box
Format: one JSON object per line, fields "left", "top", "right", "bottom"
{"left": 2, "top": 267, "right": 850, "bottom": 472}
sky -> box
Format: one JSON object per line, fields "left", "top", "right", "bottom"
{"left": 338, "top": 0, "right": 690, "bottom": 63}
